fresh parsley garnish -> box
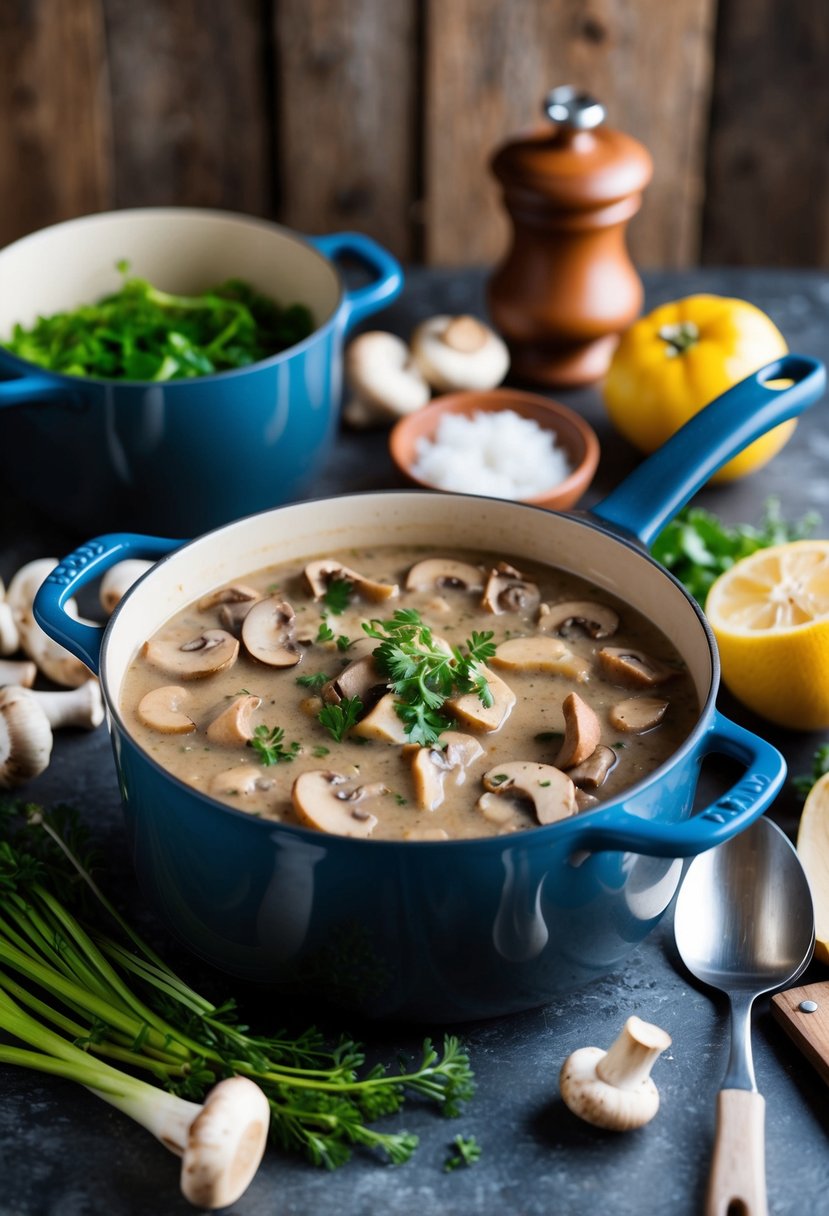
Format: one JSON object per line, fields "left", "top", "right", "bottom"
{"left": 335, "top": 634, "right": 352, "bottom": 651}
{"left": 317, "top": 620, "right": 335, "bottom": 643}
{"left": 296, "top": 672, "right": 330, "bottom": 690}
{"left": 793, "top": 743, "right": 829, "bottom": 799}
{"left": 363, "top": 610, "right": 496, "bottom": 746}
{"left": 652, "top": 497, "right": 819, "bottom": 603}
{"left": 318, "top": 696, "right": 364, "bottom": 743}
{"left": 323, "top": 577, "right": 353, "bottom": 615}
{"left": 248, "top": 724, "right": 301, "bottom": 766}
{"left": 444, "top": 1134, "right": 482, "bottom": 1172}
{"left": 312, "top": 745, "right": 331, "bottom": 758}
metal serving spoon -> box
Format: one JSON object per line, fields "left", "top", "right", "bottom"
{"left": 674, "top": 816, "right": 815, "bottom": 1216}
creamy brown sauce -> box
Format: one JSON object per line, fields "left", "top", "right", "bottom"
{"left": 119, "top": 547, "right": 700, "bottom": 841}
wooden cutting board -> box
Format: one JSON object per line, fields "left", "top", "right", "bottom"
{"left": 771, "top": 981, "right": 829, "bottom": 1085}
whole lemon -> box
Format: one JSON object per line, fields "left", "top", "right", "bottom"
{"left": 604, "top": 295, "right": 791, "bottom": 481}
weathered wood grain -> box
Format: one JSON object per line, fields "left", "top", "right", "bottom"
{"left": 702, "top": 0, "right": 829, "bottom": 267}
{"left": 104, "top": 0, "right": 269, "bottom": 215}
{"left": 423, "top": 0, "right": 716, "bottom": 269}
{"left": 0, "top": 0, "right": 112, "bottom": 244}
{"left": 275, "top": 0, "right": 416, "bottom": 258}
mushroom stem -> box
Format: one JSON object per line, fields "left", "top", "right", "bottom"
{"left": 23, "top": 683, "right": 105, "bottom": 731}
{"left": 596, "top": 1017, "right": 672, "bottom": 1090}
{"left": 559, "top": 1015, "right": 671, "bottom": 1131}
{"left": 0, "top": 598, "right": 19, "bottom": 655}
{"left": 99, "top": 560, "right": 153, "bottom": 615}
{"left": 0, "top": 659, "right": 37, "bottom": 688}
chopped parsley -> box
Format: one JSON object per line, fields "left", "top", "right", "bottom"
{"left": 444, "top": 1134, "right": 482, "bottom": 1172}
{"left": 318, "top": 696, "right": 364, "bottom": 743}
{"left": 248, "top": 724, "right": 301, "bottom": 766}
{"left": 323, "top": 577, "right": 353, "bottom": 615}
{"left": 296, "top": 672, "right": 330, "bottom": 690}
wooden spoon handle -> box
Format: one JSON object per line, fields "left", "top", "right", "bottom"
{"left": 771, "top": 981, "right": 829, "bottom": 1084}
{"left": 705, "top": 1089, "right": 768, "bottom": 1216}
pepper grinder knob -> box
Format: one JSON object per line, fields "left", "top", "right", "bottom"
{"left": 543, "top": 86, "right": 605, "bottom": 131}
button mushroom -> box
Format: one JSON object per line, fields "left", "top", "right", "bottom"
{"left": 481, "top": 563, "right": 541, "bottom": 615}
{"left": 206, "top": 695, "right": 261, "bottom": 746}
{"left": 99, "top": 560, "right": 153, "bottom": 615}
{"left": 609, "top": 696, "right": 669, "bottom": 733}
{"left": 138, "top": 686, "right": 197, "bottom": 734}
{"left": 291, "top": 770, "right": 388, "bottom": 837}
{"left": 0, "top": 659, "right": 37, "bottom": 688}
{"left": 559, "top": 1015, "right": 672, "bottom": 1131}
{"left": 447, "top": 665, "right": 516, "bottom": 732}
{"left": 410, "top": 315, "right": 509, "bottom": 391}
{"left": 555, "top": 692, "right": 602, "bottom": 769}
{"left": 0, "top": 580, "right": 20, "bottom": 655}
{"left": 343, "top": 331, "right": 431, "bottom": 427}
{"left": 197, "top": 584, "right": 261, "bottom": 633}
{"left": 142, "top": 630, "right": 239, "bottom": 680}
{"left": 7, "top": 558, "right": 92, "bottom": 687}
{"left": 567, "top": 745, "right": 618, "bottom": 789}
{"left": 598, "top": 647, "right": 676, "bottom": 687}
{"left": 179, "top": 1076, "right": 271, "bottom": 1210}
{"left": 321, "top": 655, "right": 386, "bottom": 710}
{"left": 537, "top": 600, "right": 620, "bottom": 639}
{"left": 209, "top": 764, "right": 275, "bottom": 799}
{"left": 303, "top": 559, "right": 398, "bottom": 603}
{"left": 480, "top": 761, "right": 576, "bottom": 826}
{"left": 0, "top": 686, "right": 53, "bottom": 788}
{"left": 491, "top": 637, "right": 590, "bottom": 682}
{"left": 241, "top": 598, "right": 302, "bottom": 668}
{"left": 408, "top": 731, "right": 484, "bottom": 811}
{"left": 404, "top": 558, "right": 485, "bottom": 594}
{"left": 351, "top": 693, "right": 409, "bottom": 743}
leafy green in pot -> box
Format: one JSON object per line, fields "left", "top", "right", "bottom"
{"left": 3, "top": 262, "right": 314, "bottom": 381}
{"left": 652, "top": 497, "right": 819, "bottom": 603}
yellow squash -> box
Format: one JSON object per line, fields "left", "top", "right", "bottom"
{"left": 603, "top": 294, "right": 791, "bottom": 481}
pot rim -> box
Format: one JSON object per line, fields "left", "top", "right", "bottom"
{"left": 0, "top": 205, "right": 344, "bottom": 389}
{"left": 99, "top": 488, "right": 722, "bottom": 852}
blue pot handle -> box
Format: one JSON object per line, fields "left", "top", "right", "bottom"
{"left": 566, "top": 711, "right": 784, "bottom": 858}
{"left": 308, "top": 232, "right": 404, "bottom": 334}
{"left": 33, "top": 533, "right": 182, "bottom": 676}
{"left": 591, "top": 354, "right": 826, "bottom": 546}
{"left": 0, "top": 369, "right": 79, "bottom": 411}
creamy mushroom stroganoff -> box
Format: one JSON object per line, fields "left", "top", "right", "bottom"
{"left": 120, "top": 549, "right": 700, "bottom": 841}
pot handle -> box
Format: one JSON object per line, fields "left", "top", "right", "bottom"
{"left": 0, "top": 370, "right": 79, "bottom": 411}
{"left": 591, "top": 354, "right": 826, "bottom": 546}
{"left": 566, "top": 712, "right": 784, "bottom": 858}
{"left": 33, "top": 533, "right": 182, "bottom": 676}
{"left": 308, "top": 232, "right": 404, "bottom": 333}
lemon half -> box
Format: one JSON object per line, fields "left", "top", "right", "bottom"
{"left": 705, "top": 540, "right": 829, "bottom": 730}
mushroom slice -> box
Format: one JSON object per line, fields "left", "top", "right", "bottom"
{"left": 292, "top": 770, "right": 387, "bottom": 837}
{"left": 598, "top": 647, "right": 676, "bottom": 687}
{"left": 447, "top": 664, "right": 516, "bottom": 732}
{"left": 143, "top": 630, "right": 239, "bottom": 680}
{"left": 198, "top": 584, "right": 261, "bottom": 612}
{"left": 351, "top": 693, "right": 409, "bottom": 743}
{"left": 322, "top": 655, "right": 386, "bottom": 709}
{"left": 241, "top": 598, "right": 301, "bottom": 668}
{"left": 481, "top": 562, "right": 541, "bottom": 615}
{"left": 408, "top": 730, "right": 485, "bottom": 811}
{"left": 0, "top": 686, "right": 53, "bottom": 789}
{"left": 537, "top": 600, "right": 619, "bottom": 639}
{"left": 609, "top": 697, "right": 669, "bottom": 733}
{"left": 481, "top": 761, "right": 577, "bottom": 826}
{"left": 404, "top": 828, "right": 451, "bottom": 841}
{"left": 303, "top": 559, "right": 398, "bottom": 603}
{"left": 491, "top": 637, "right": 590, "bottom": 682}
{"left": 138, "top": 686, "right": 197, "bottom": 734}
{"left": 477, "top": 791, "right": 516, "bottom": 825}
{"left": 410, "top": 315, "right": 509, "bottom": 392}
{"left": 567, "top": 744, "right": 618, "bottom": 789}
{"left": 404, "top": 558, "right": 485, "bottom": 594}
{"left": 206, "top": 695, "right": 262, "bottom": 746}
{"left": 210, "top": 764, "right": 275, "bottom": 798}
{"left": 556, "top": 692, "right": 602, "bottom": 769}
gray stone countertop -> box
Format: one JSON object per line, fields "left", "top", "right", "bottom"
{"left": 1, "top": 267, "right": 828, "bottom": 1215}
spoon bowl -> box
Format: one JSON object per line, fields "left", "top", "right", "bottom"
{"left": 674, "top": 816, "right": 815, "bottom": 1216}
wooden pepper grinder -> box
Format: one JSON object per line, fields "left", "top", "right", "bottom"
{"left": 487, "top": 87, "right": 652, "bottom": 387}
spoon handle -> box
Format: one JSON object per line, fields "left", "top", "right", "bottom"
{"left": 706, "top": 1089, "right": 768, "bottom": 1216}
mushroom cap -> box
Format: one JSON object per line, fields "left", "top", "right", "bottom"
{"left": 291, "top": 770, "right": 386, "bottom": 837}
{"left": 0, "top": 686, "right": 53, "bottom": 789}
{"left": 345, "top": 330, "right": 431, "bottom": 419}
{"left": 482, "top": 761, "right": 576, "bottom": 825}
{"left": 537, "top": 600, "right": 620, "bottom": 639}
{"left": 598, "top": 647, "right": 675, "bottom": 687}
{"left": 206, "top": 695, "right": 261, "bottom": 746}
{"left": 447, "top": 664, "right": 516, "bottom": 731}
{"left": 99, "top": 560, "right": 153, "bottom": 615}
{"left": 491, "top": 636, "right": 590, "bottom": 681}
{"left": 322, "top": 654, "right": 385, "bottom": 708}
{"left": 351, "top": 693, "right": 409, "bottom": 742}
{"left": 138, "top": 685, "right": 197, "bottom": 734}
{"left": 559, "top": 1046, "right": 661, "bottom": 1131}
{"left": 143, "top": 630, "right": 239, "bottom": 680}
{"left": 556, "top": 692, "right": 602, "bottom": 769}
{"left": 303, "top": 559, "right": 398, "bottom": 603}
{"left": 482, "top": 563, "right": 541, "bottom": 615}
{"left": 411, "top": 314, "right": 509, "bottom": 392}
{"left": 197, "top": 584, "right": 261, "bottom": 612}
{"left": 608, "top": 696, "right": 669, "bottom": 733}
{"left": 210, "top": 764, "right": 275, "bottom": 799}
{"left": 405, "top": 558, "right": 485, "bottom": 593}
{"left": 241, "top": 598, "right": 302, "bottom": 668}
{"left": 180, "top": 1076, "right": 270, "bottom": 1210}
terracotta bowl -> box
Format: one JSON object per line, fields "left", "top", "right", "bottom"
{"left": 388, "top": 388, "right": 600, "bottom": 511}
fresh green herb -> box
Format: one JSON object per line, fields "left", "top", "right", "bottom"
{"left": 323, "top": 579, "right": 353, "bottom": 615}
{"left": 363, "top": 610, "right": 496, "bottom": 746}
{"left": 296, "top": 672, "right": 330, "bottom": 690}
{"left": 248, "top": 724, "right": 301, "bottom": 766}
{"left": 336, "top": 634, "right": 353, "bottom": 652}
{"left": 0, "top": 803, "right": 475, "bottom": 1170}
{"left": 443, "top": 1134, "right": 482, "bottom": 1172}
{"left": 489, "top": 774, "right": 508, "bottom": 787}
{"left": 793, "top": 743, "right": 829, "bottom": 799}
{"left": 611, "top": 742, "right": 627, "bottom": 750}
{"left": 394, "top": 794, "right": 408, "bottom": 806}
{"left": 652, "top": 497, "right": 819, "bottom": 603}
{"left": 539, "top": 781, "right": 551, "bottom": 788}
{"left": 3, "top": 264, "right": 314, "bottom": 381}
{"left": 318, "top": 697, "right": 364, "bottom": 743}
{"left": 317, "top": 621, "right": 336, "bottom": 643}
{"left": 312, "top": 745, "right": 331, "bottom": 758}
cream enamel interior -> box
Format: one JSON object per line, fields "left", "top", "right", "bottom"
{"left": 0, "top": 208, "right": 341, "bottom": 337}
{"left": 103, "top": 494, "right": 715, "bottom": 722}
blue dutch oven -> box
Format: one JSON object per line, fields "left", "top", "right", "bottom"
{"left": 35, "top": 355, "right": 825, "bottom": 1022}
{"left": 0, "top": 208, "right": 403, "bottom": 535}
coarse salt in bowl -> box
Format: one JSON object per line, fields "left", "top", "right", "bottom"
{"left": 389, "top": 388, "right": 600, "bottom": 511}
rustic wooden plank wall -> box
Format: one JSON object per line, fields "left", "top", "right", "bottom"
{"left": 0, "top": 0, "right": 823, "bottom": 269}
